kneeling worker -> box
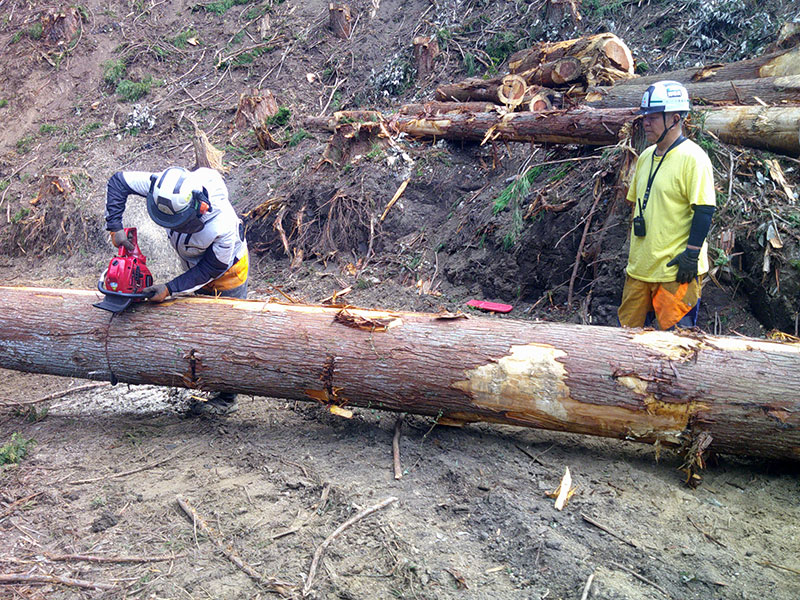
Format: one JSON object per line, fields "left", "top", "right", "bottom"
{"left": 618, "top": 80, "right": 716, "bottom": 330}
{"left": 104, "top": 166, "right": 248, "bottom": 415}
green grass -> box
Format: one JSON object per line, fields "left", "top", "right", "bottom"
{"left": 493, "top": 166, "right": 545, "bottom": 215}
{"left": 266, "top": 106, "right": 291, "bottom": 127}
{"left": 39, "top": 123, "right": 65, "bottom": 135}
{"left": 195, "top": 0, "right": 256, "bottom": 15}
{"left": 0, "top": 433, "right": 34, "bottom": 465}
{"left": 103, "top": 59, "right": 127, "bottom": 86}
{"left": 172, "top": 27, "right": 197, "bottom": 49}
{"left": 485, "top": 31, "right": 519, "bottom": 69}
{"left": 286, "top": 129, "right": 309, "bottom": 147}
{"left": 115, "top": 76, "right": 162, "bottom": 102}
{"left": 11, "top": 207, "right": 30, "bottom": 223}
{"left": 58, "top": 140, "right": 78, "bottom": 154}
{"left": 0, "top": 99, "right": 8, "bottom": 108}
{"left": 79, "top": 122, "right": 102, "bottom": 136}
{"left": 16, "top": 135, "right": 36, "bottom": 154}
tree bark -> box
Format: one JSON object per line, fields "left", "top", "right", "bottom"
{"left": 616, "top": 45, "right": 800, "bottom": 86}
{"left": 701, "top": 105, "right": 800, "bottom": 156}
{"left": 304, "top": 108, "right": 637, "bottom": 146}
{"left": 583, "top": 75, "right": 800, "bottom": 109}
{"left": 508, "top": 33, "right": 634, "bottom": 85}
{"left": 328, "top": 3, "right": 351, "bottom": 39}
{"left": 306, "top": 106, "right": 800, "bottom": 154}
{"left": 1, "top": 287, "right": 799, "bottom": 462}
{"left": 413, "top": 36, "right": 440, "bottom": 78}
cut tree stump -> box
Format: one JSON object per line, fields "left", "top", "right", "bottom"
{"left": 413, "top": 36, "right": 440, "bottom": 78}
{"left": 233, "top": 89, "right": 281, "bottom": 150}
{"left": 329, "top": 3, "right": 352, "bottom": 39}
{"left": 1, "top": 287, "right": 798, "bottom": 462}
{"left": 616, "top": 45, "right": 800, "bottom": 86}
{"left": 41, "top": 7, "right": 81, "bottom": 47}
{"left": 582, "top": 75, "right": 800, "bottom": 109}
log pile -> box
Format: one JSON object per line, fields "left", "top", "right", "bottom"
{"left": 304, "top": 32, "right": 800, "bottom": 156}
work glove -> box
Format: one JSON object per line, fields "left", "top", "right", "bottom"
{"left": 142, "top": 283, "right": 170, "bottom": 303}
{"left": 110, "top": 230, "right": 135, "bottom": 252}
{"left": 666, "top": 248, "right": 700, "bottom": 284}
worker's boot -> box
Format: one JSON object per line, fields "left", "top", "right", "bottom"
{"left": 190, "top": 392, "right": 238, "bottom": 416}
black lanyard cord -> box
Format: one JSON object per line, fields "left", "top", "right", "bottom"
{"left": 637, "top": 135, "right": 686, "bottom": 218}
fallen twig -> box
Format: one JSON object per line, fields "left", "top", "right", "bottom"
{"left": 68, "top": 447, "right": 186, "bottom": 485}
{"left": 176, "top": 495, "right": 294, "bottom": 596}
{"left": 0, "top": 492, "right": 42, "bottom": 521}
{"left": 687, "top": 515, "right": 726, "bottom": 548}
{"left": 393, "top": 415, "right": 404, "bottom": 480}
{"left": 0, "top": 573, "right": 116, "bottom": 590}
{"left": 610, "top": 561, "right": 671, "bottom": 598}
{"left": 0, "top": 382, "right": 110, "bottom": 409}
{"left": 580, "top": 571, "right": 595, "bottom": 600}
{"left": 302, "top": 496, "right": 397, "bottom": 596}
{"left": 581, "top": 513, "right": 639, "bottom": 549}
{"left": 44, "top": 553, "right": 185, "bottom": 564}
{"left": 758, "top": 560, "right": 800, "bottom": 576}
{"left": 380, "top": 178, "right": 410, "bottom": 222}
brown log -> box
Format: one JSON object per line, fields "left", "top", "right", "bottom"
{"left": 328, "top": 3, "right": 351, "bottom": 39}
{"left": 509, "top": 33, "right": 634, "bottom": 83}
{"left": 701, "top": 106, "right": 800, "bottom": 156}
{"left": 1, "top": 287, "right": 799, "bottom": 462}
{"left": 412, "top": 36, "right": 440, "bottom": 78}
{"left": 522, "top": 56, "right": 583, "bottom": 87}
{"left": 308, "top": 105, "right": 800, "bottom": 154}
{"left": 583, "top": 75, "right": 800, "bottom": 109}
{"left": 617, "top": 45, "right": 800, "bottom": 86}
{"left": 307, "top": 108, "right": 637, "bottom": 146}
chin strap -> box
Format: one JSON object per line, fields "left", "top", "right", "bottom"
{"left": 655, "top": 112, "right": 679, "bottom": 145}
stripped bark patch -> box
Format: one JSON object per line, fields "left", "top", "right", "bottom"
{"left": 452, "top": 343, "right": 571, "bottom": 420}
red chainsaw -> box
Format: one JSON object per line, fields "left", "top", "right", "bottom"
{"left": 93, "top": 227, "right": 154, "bottom": 313}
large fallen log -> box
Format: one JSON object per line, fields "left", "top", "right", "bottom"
{"left": 701, "top": 105, "right": 800, "bottom": 156}
{"left": 583, "top": 75, "right": 800, "bottom": 109}
{"left": 307, "top": 108, "right": 638, "bottom": 146}
{"left": 616, "top": 45, "right": 800, "bottom": 86}
{"left": 1, "top": 287, "right": 799, "bottom": 463}
{"left": 306, "top": 105, "right": 800, "bottom": 155}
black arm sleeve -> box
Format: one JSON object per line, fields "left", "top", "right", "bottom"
{"left": 105, "top": 172, "right": 136, "bottom": 231}
{"left": 687, "top": 205, "right": 715, "bottom": 248}
{"left": 165, "top": 246, "right": 229, "bottom": 294}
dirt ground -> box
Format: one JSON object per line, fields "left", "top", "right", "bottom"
{"left": 1, "top": 0, "right": 800, "bottom": 598}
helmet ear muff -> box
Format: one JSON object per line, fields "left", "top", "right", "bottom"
{"left": 191, "top": 188, "right": 211, "bottom": 216}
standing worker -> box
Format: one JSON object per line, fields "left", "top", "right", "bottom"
{"left": 104, "top": 166, "right": 248, "bottom": 415}
{"left": 618, "top": 81, "right": 716, "bottom": 330}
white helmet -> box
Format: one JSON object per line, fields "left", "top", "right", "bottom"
{"left": 638, "top": 80, "right": 690, "bottom": 115}
{"left": 146, "top": 167, "right": 209, "bottom": 228}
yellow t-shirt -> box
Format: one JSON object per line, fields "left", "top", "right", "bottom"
{"left": 625, "top": 139, "right": 715, "bottom": 282}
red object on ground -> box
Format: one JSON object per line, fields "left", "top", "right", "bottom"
{"left": 466, "top": 299, "right": 513, "bottom": 313}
